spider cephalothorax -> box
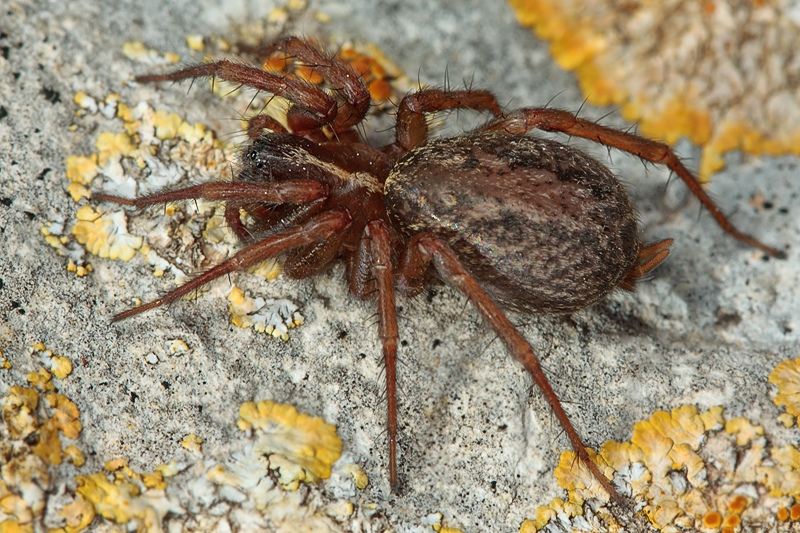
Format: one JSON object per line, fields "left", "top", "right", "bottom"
{"left": 96, "top": 36, "right": 784, "bottom": 502}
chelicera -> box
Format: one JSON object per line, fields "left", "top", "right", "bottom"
{"left": 95, "top": 36, "right": 784, "bottom": 502}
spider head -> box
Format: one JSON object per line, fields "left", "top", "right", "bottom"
{"left": 239, "top": 133, "right": 329, "bottom": 185}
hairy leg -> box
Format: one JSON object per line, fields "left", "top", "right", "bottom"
{"left": 483, "top": 108, "right": 784, "bottom": 258}
{"left": 106, "top": 210, "right": 351, "bottom": 321}
{"left": 392, "top": 89, "right": 503, "bottom": 152}
{"left": 399, "top": 233, "right": 623, "bottom": 504}
{"left": 136, "top": 60, "right": 337, "bottom": 132}
{"left": 362, "top": 219, "right": 400, "bottom": 491}
{"left": 94, "top": 179, "right": 327, "bottom": 207}
{"left": 257, "top": 36, "right": 372, "bottom": 130}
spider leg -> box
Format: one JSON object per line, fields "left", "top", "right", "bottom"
{"left": 94, "top": 179, "right": 327, "bottom": 207}
{"left": 363, "top": 220, "right": 400, "bottom": 491}
{"left": 393, "top": 89, "right": 504, "bottom": 152}
{"left": 136, "top": 60, "right": 338, "bottom": 133}
{"left": 246, "top": 114, "right": 288, "bottom": 139}
{"left": 482, "top": 108, "right": 785, "bottom": 258}
{"left": 257, "top": 36, "right": 372, "bottom": 131}
{"left": 108, "top": 209, "right": 351, "bottom": 321}
{"left": 399, "top": 233, "right": 623, "bottom": 505}
{"left": 619, "top": 238, "right": 673, "bottom": 291}
{"left": 225, "top": 204, "right": 250, "bottom": 242}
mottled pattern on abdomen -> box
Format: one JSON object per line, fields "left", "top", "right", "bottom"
{"left": 385, "top": 133, "right": 639, "bottom": 313}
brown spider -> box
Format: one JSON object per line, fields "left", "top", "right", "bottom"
{"left": 95, "top": 36, "right": 784, "bottom": 502}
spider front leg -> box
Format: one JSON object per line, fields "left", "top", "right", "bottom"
{"left": 483, "top": 108, "right": 785, "bottom": 258}
{"left": 94, "top": 179, "right": 327, "bottom": 207}
{"left": 392, "top": 89, "right": 504, "bottom": 152}
{"left": 398, "top": 233, "right": 624, "bottom": 505}
{"left": 136, "top": 60, "right": 337, "bottom": 133}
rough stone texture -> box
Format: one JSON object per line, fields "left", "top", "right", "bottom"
{"left": 1, "top": 0, "right": 797, "bottom": 531}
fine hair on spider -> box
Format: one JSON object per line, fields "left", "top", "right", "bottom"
{"left": 94, "top": 36, "right": 785, "bottom": 504}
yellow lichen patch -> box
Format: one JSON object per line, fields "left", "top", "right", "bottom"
{"left": 50, "top": 356, "right": 73, "bottom": 379}
{"left": 95, "top": 131, "right": 136, "bottom": 167}
{"left": 26, "top": 368, "right": 54, "bottom": 392}
{"left": 758, "top": 445, "right": 800, "bottom": 498}
{"left": 168, "top": 339, "right": 190, "bottom": 355}
{"left": 508, "top": 0, "right": 800, "bottom": 181}
{"left": 40, "top": 219, "right": 94, "bottom": 277}
{"left": 227, "top": 286, "right": 304, "bottom": 340}
{"left": 65, "top": 154, "right": 98, "bottom": 201}
{"left": 528, "top": 402, "right": 800, "bottom": 532}
{"left": 553, "top": 448, "right": 613, "bottom": 505}
{"left": 65, "top": 258, "right": 93, "bottom": 277}
{"left": 342, "top": 463, "right": 369, "bottom": 490}
{"left": 122, "top": 41, "right": 181, "bottom": 66}
{"left": 238, "top": 400, "right": 342, "bottom": 485}
{"left": 186, "top": 34, "right": 204, "bottom": 52}
{"left": 200, "top": 205, "right": 236, "bottom": 245}
{"left": 72, "top": 206, "right": 142, "bottom": 261}
{"left": 30, "top": 395, "right": 82, "bottom": 466}
{"left": 67, "top": 86, "right": 268, "bottom": 321}
{"left": 75, "top": 470, "right": 181, "bottom": 530}
{"left": 250, "top": 258, "right": 283, "bottom": 280}
{"left": 1, "top": 362, "right": 90, "bottom": 532}
{"left": 58, "top": 494, "right": 95, "bottom": 533}
{"left": 770, "top": 357, "right": 800, "bottom": 424}
{"left": 151, "top": 109, "right": 182, "bottom": 140}
{"left": 2, "top": 387, "right": 39, "bottom": 439}
{"left": 64, "top": 445, "right": 86, "bottom": 467}
{"left": 725, "top": 417, "right": 764, "bottom": 446}
{"left": 44, "top": 393, "right": 82, "bottom": 440}
{"left": 31, "top": 343, "right": 73, "bottom": 380}
{"left": 181, "top": 434, "right": 203, "bottom": 454}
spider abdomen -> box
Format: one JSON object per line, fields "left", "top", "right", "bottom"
{"left": 385, "top": 133, "right": 640, "bottom": 313}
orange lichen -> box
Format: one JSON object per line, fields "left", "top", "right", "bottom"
{"left": 508, "top": 0, "right": 800, "bottom": 181}
{"left": 791, "top": 503, "right": 800, "bottom": 521}
{"left": 728, "top": 494, "right": 748, "bottom": 514}
{"left": 702, "top": 510, "right": 722, "bottom": 528}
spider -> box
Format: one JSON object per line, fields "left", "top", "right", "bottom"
{"left": 95, "top": 36, "right": 784, "bottom": 502}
